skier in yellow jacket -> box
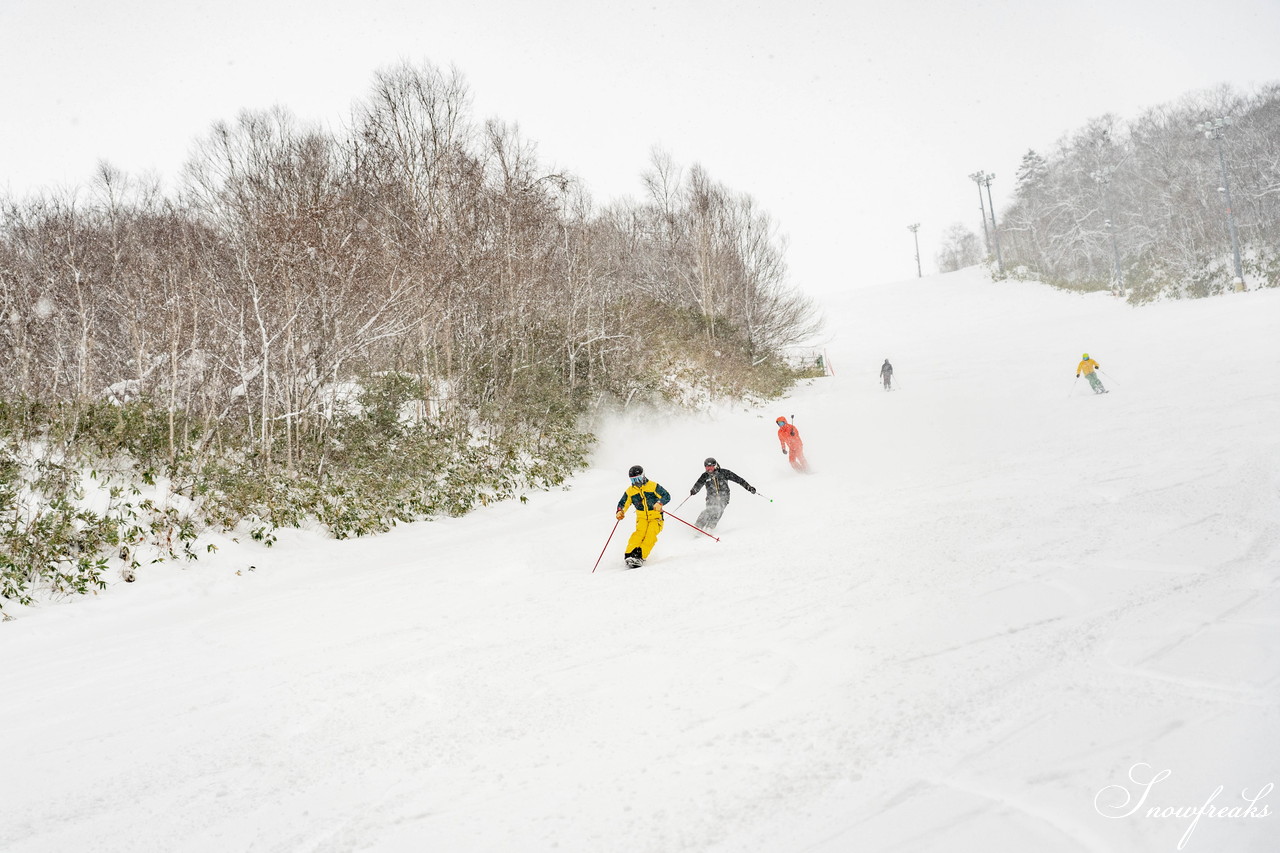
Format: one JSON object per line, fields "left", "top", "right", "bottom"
{"left": 616, "top": 465, "right": 671, "bottom": 568}
{"left": 1076, "top": 353, "right": 1107, "bottom": 394}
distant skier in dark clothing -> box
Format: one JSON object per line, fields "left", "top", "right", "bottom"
{"left": 880, "top": 359, "right": 893, "bottom": 390}
{"left": 688, "top": 457, "right": 756, "bottom": 531}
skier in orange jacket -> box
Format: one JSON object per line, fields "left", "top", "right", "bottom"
{"left": 775, "top": 416, "right": 809, "bottom": 473}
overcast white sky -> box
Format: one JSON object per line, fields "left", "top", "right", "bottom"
{"left": 2, "top": 0, "right": 1277, "bottom": 294}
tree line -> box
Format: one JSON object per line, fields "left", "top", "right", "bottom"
{"left": 940, "top": 83, "right": 1280, "bottom": 300}
{"left": 0, "top": 62, "right": 818, "bottom": 604}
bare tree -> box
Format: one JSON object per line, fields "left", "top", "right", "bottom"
{"left": 935, "top": 223, "right": 982, "bottom": 272}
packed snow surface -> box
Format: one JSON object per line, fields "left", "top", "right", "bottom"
{"left": 3, "top": 269, "right": 1278, "bottom": 852}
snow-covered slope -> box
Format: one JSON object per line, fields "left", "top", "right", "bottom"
{"left": 3, "top": 269, "right": 1278, "bottom": 852}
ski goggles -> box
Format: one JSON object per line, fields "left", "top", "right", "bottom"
{"left": 629, "top": 475, "right": 645, "bottom": 485}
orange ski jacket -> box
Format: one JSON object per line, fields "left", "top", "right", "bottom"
{"left": 776, "top": 418, "right": 803, "bottom": 452}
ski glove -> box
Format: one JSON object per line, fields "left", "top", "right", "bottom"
{"left": 781, "top": 447, "right": 788, "bottom": 455}
{"left": 747, "top": 486, "right": 756, "bottom": 493}
{"left": 690, "top": 488, "right": 697, "bottom": 495}
{"left": 615, "top": 509, "right": 625, "bottom": 520}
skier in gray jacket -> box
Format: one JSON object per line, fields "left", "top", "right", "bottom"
{"left": 689, "top": 457, "right": 756, "bottom": 531}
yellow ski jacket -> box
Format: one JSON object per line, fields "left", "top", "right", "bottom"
{"left": 617, "top": 479, "right": 671, "bottom": 515}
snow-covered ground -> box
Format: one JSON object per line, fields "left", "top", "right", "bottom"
{"left": 3, "top": 269, "right": 1278, "bottom": 853}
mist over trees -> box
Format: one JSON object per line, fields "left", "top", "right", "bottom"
{"left": 990, "top": 83, "right": 1280, "bottom": 301}
{"left": 0, "top": 62, "right": 818, "bottom": 603}
{"left": 934, "top": 223, "right": 982, "bottom": 273}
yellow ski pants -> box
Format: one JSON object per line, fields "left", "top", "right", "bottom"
{"left": 625, "top": 510, "right": 665, "bottom": 559}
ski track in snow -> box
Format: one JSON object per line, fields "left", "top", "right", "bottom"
{"left": 2, "top": 269, "right": 1279, "bottom": 853}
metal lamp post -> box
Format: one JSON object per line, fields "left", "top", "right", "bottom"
{"left": 1196, "top": 117, "right": 1245, "bottom": 290}
{"left": 969, "top": 171, "right": 990, "bottom": 255}
{"left": 907, "top": 223, "right": 922, "bottom": 278}
{"left": 1090, "top": 168, "right": 1124, "bottom": 296}
{"left": 977, "top": 172, "right": 1004, "bottom": 273}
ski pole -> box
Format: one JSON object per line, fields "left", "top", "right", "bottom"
{"left": 591, "top": 518, "right": 622, "bottom": 573}
{"left": 1068, "top": 376, "right": 1079, "bottom": 397}
{"left": 1100, "top": 369, "right": 1120, "bottom": 385}
{"left": 662, "top": 509, "right": 720, "bottom": 542}
{"left": 673, "top": 494, "right": 692, "bottom": 512}
{"left": 752, "top": 491, "right": 774, "bottom": 503}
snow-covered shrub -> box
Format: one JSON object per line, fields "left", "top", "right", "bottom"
{"left": 0, "top": 442, "right": 198, "bottom": 609}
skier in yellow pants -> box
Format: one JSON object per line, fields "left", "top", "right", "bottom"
{"left": 616, "top": 465, "right": 671, "bottom": 568}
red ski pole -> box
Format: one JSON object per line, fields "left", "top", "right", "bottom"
{"left": 663, "top": 509, "right": 720, "bottom": 542}
{"left": 591, "top": 518, "right": 622, "bottom": 573}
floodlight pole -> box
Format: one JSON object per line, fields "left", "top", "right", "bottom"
{"left": 980, "top": 172, "right": 1004, "bottom": 273}
{"left": 907, "top": 223, "right": 922, "bottom": 277}
{"left": 1091, "top": 168, "right": 1124, "bottom": 295}
{"left": 969, "top": 171, "right": 990, "bottom": 255}
{"left": 1106, "top": 216, "right": 1122, "bottom": 295}
{"left": 1197, "top": 117, "right": 1245, "bottom": 290}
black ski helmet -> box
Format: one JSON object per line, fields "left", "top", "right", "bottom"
{"left": 704, "top": 457, "right": 718, "bottom": 468}
{"left": 628, "top": 464, "right": 644, "bottom": 478}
